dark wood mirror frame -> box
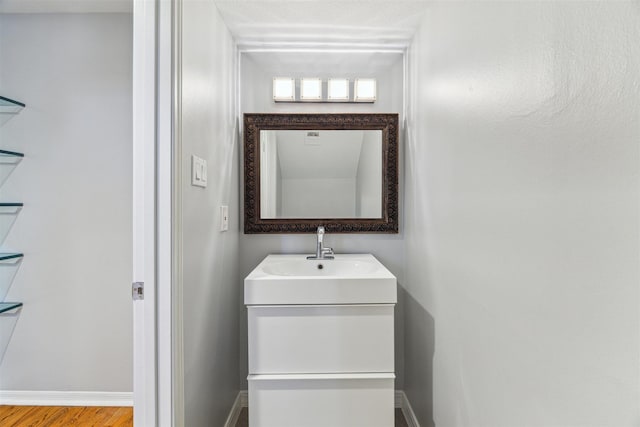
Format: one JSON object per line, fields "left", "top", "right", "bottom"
{"left": 244, "top": 113, "right": 399, "bottom": 233}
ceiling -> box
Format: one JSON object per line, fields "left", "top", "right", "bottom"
{"left": 0, "top": 0, "right": 429, "bottom": 47}
{"left": 214, "top": 1, "right": 429, "bottom": 47}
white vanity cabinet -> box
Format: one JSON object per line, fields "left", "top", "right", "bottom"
{"left": 245, "top": 254, "right": 397, "bottom": 427}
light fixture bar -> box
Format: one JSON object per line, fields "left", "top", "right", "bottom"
{"left": 273, "top": 77, "right": 295, "bottom": 101}
{"left": 300, "top": 78, "right": 322, "bottom": 101}
{"left": 272, "top": 77, "right": 377, "bottom": 103}
{"left": 327, "top": 78, "right": 350, "bottom": 101}
{"left": 354, "top": 78, "right": 377, "bottom": 102}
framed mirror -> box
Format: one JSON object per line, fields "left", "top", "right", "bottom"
{"left": 244, "top": 113, "right": 399, "bottom": 233}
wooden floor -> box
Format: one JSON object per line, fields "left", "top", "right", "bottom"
{"left": 234, "top": 407, "right": 410, "bottom": 427}
{"left": 0, "top": 406, "right": 133, "bottom": 427}
{"left": 1, "top": 405, "right": 407, "bottom": 426}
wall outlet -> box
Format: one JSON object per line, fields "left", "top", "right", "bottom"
{"left": 220, "top": 206, "right": 229, "bottom": 231}
{"left": 192, "top": 155, "right": 207, "bottom": 187}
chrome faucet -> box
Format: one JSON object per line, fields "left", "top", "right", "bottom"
{"left": 307, "top": 226, "right": 334, "bottom": 260}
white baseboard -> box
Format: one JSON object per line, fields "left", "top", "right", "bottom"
{"left": 224, "top": 391, "right": 247, "bottom": 427}
{"left": 395, "top": 390, "right": 403, "bottom": 408}
{"left": 397, "top": 390, "right": 420, "bottom": 427}
{"left": 230, "top": 390, "right": 419, "bottom": 426}
{"left": 239, "top": 390, "right": 248, "bottom": 407}
{"left": 0, "top": 390, "right": 133, "bottom": 407}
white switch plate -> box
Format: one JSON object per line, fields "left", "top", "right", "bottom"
{"left": 192, "top": 155, "right": 207, "bottom": 187}
{"left": 220, "top": 205, "right": 229, "bottom": 231}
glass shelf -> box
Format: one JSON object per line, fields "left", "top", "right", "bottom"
{"left": 0, "top": 149, "right": 24, "bottom": 159}
{"left": 0, "top": 206, "right": 22, "bottom": 247}
{"left": 0, "top": 151, "right": 23, "bottom": 188}
{"left": 0, "top": 96, "right": 24, "bottom": 364}
{"left": 0, "top": 301, "right": 21, "bottom": 363}
{"left": 0, "top": 253, "right": 23, "bottom": 262}
{"left": 0, "top": 302, "right": 22, "bottom": 314}
{"left": 0, "top": 254, "right": 23, "bottom": 301}
{"left": 0, "top": 96, "right": 25, "bottom": 112}
{"left": 0, "top": 96, "right": 25, "bottom": 127}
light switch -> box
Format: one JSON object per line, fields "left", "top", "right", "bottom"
{"left": 192, "top": 155, "right": 207, "bottom": 187}
{"left": 220, "top": 205, "right": 229, "bottom": 231}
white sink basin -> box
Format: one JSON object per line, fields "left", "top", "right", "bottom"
{"left": 244, "top": 254, "right": 397, "bottom": 305}
{"left": 262, "top": 258, "right": 379, "bottom": 277}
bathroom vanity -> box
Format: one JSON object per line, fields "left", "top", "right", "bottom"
{"left": 244, "top": 254, "right": 397, "bottom": 427}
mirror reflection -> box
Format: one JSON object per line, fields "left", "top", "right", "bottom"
{"left": 260, "top": 130, "right": 382, "bottom": 219}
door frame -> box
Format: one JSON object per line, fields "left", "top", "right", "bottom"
{"left": 133, "top": 0, "right": 176, "bottom": 426}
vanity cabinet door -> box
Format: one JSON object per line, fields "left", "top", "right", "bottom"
{"left": 248, "top": 373, "right": 395, "bottom": 427}
{"left": 248, "top": 304, "right": 394, "bottom": 374}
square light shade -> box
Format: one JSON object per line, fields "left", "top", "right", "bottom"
{"left": 300, "top": 78, "right": 322, "bottom": 101}
{"left": 354, "top": 78, "right": 377, "bottom": 102}
{"left": 327, "top": 78, "right": 350, "bottom": 101}
{"left": 273, "top": 77, "right": 295, "bottom": 101}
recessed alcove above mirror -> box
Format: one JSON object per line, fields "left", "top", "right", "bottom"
{"left": 244, "top": 113, "right": 398, "bottom": 233}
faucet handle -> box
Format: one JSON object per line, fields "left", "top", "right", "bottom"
{"left": 317, "top": 226, "right": 325, "bottom": 234}
{"left": 322, "top": 247, "right": 334, "bottom": 255}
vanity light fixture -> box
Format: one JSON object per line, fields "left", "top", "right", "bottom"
{"left": 273, "top": 77, "right": 295, "bottom": 101}
{"left": 327, "top": 78, "right": 350, "bottom": 101}
{"left": 272, "top": 77, "right": 377, "bottom": 103}
{"left": 354, "top": 78, "right": 377, "bottom": 102}
{"left": 300, "top": 78, "right": 322, "bottom": 101}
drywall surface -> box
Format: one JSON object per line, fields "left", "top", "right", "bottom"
{"left": 260, "top": 130, "right": 278, "bottom": 218}
{"left": 405, "top": 2, "right": 640, "bottom": 426}
{"left": 239, "top": 51, "right": 406, "bottom": 389}
{"left": 355, "top": 130, "right": 382, "bottom": 217}
{"left": 0, "top": 14, "right": 132, "bottom": 392}
{"left": 281, "top": 178, "right": 356, "bottom": 218}
{"left": 180, "top": 1, "right": 240, "bottom": 425}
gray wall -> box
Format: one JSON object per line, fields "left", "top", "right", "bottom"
{"left": 180, "top": 1, "right": 240, "bottom": 425}
{"left": 355, "top": 131, "right": 382, "bottom": 217}
{"left": 0, "top": 14, "right": 132, "bottom": 392}
{"left": 404, "top": 2, "right": 640, "bottom": 426}
{"left": 239, "top": 51, "right": 406, "bottom": 389}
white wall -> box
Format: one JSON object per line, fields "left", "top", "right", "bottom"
{"left": 0, "top": 14, "right": 132, "bottom": 392}
{"left": 405, "top": 2, "right": 640, "bottom": 426}
{"left": 281, "top": 178, "right": 356, "bottom": 218}
{"left": 260, "top": 131, "right": 278, "bottom": 218}
{"left": 180, "top": 1, "right": 240, "bottom": 425}
{"left": 240, "top": 50, "right": 406, "bottom": 389}
{"left": 355, "top": 131, "right": 382, "bottom": 218}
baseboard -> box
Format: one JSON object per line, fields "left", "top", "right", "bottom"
{"left": 397, "top": 390, "right": 420, "bottom": 427}
{"left": 239, "top": 390, "right": 248, "bottom": 407}
{"left": 0, "top": 390, "right": 133, "bottom": 407}
{"left": 224, "top": 391, "right": 247, "bottom": 427}
{"left": 394, "top": 390, "right": 403, "bottom": 408}
{"left": 231, "top": 390, "right": 419, "bottom": 426}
